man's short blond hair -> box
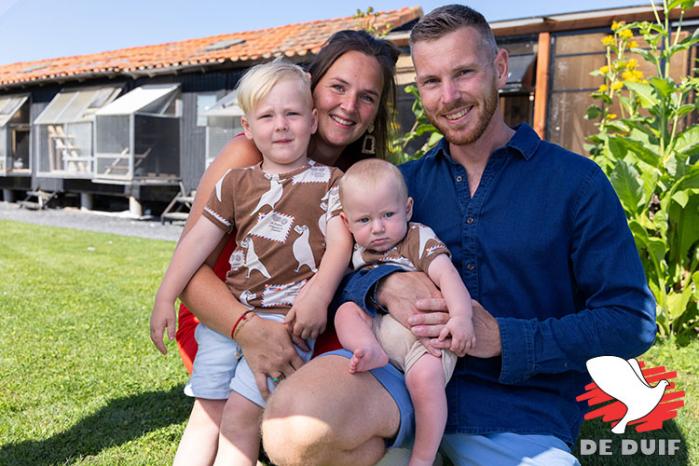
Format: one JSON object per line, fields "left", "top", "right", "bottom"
{"left": 236, "top": 60, "right": 312, "bottom": 115}
{"left": 339, "top": 159, "right": 408, "bottom": 204}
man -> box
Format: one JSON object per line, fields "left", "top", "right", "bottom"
{"left": 262, "top": 5, "right": 656, "bottom": 465}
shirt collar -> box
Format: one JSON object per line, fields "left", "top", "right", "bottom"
{"left": 424, "top": 123, "right": 541, "bottom": 162}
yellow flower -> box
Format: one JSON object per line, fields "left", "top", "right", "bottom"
{"left": 620, "top": 29, "right": 634, "bottom": 40}
{"left": 611, "top": 20, "right": 625, "bottom": 31}
{"left": 622, "top": 71, "right": 633, "bottom": 81}
{"left": 607, "top": 113, "right": 618, "bottom": 119}
{"left": 633, "top": 70, "right": 644, "bottom": 80}
{"left": 626, "top": 58, "right": 638, "bottom": 69}
{"left": 611, "top": 81, "right": 624, "bottom": 91}
{"left": 599, "top": 65, "right": 610, "bottom": 74}
{"left": 629, "top": 40, "right": 639, "bottom": 49}
{"left": 602, "top": 35, "right": 616, "bottom": 47}
{"left": 598, "top": 84, "right": 609, "bottom": 92}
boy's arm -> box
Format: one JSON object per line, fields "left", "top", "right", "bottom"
{"left": 153, "top": 218, "right": 226, "bottom": 329}
{"left": 427, "top": 254, "right": 475, "bottom": 353}
{"left": 286, "top": 215, "right": 353, "bottom": 339}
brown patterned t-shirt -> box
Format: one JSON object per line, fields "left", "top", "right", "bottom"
{"left": 352, "top": 222, "right": 450, "bottom": 273}
{"left": 203, "top": 160, "right": 343, "bottom": 314}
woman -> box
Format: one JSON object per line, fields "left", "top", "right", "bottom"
{"left": 149, "top": 30, "right": 400, "bottom": 464}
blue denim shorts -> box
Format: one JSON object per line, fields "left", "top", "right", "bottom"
{"left": 319, "top": 349, "right": 414, "bottom": 448}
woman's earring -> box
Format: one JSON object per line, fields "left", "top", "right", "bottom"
{"left": 361, "top": 123, "right": 376, "bottom": 155}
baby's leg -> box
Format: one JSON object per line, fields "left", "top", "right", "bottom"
{"left": 405, "top": 354, "right": 447, "bottom": 466}
{"left": 173, "top": 398, "right": 226, "bottom": 466}
{"left": 335, "top": 302, "right": 388, "bottom": 373}
{"left": 214, "top": 391, "right": 264, "bottom": 466}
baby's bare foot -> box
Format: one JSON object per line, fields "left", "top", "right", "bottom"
{"left": 349, "top": 346, "right": 388, "bottom": 373}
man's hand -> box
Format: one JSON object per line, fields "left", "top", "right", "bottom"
{"left": 376, "top": 272, "right": 443, "bottom": 356}
{"left": 409, "top": 299, "right": 501, "bottom": 358}
{"left": 235, "top": 316, "right": 307, "bottom": 399}
{"left": 150, "top": 300, "right": 176, "bottom": 355}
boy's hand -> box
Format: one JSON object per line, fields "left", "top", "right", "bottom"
{"left": 284, "top": 284, "right": 328, "bottom": 340}
{"left": 438, "top": 314, "right": 476, "bottom": 356}
{"left": 150, "top": 300, "right": 177, "bottom": 355}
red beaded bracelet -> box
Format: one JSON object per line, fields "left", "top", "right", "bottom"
{"left": 230, "top": 310, "right": 255, "bottom": 339}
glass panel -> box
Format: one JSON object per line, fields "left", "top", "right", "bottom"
{"left": 12, "top": 127, "right": 30, "bottom": 172}
{"left": 197, "top": 94, "right": 218, "bottom": 126}
{"left": 551, "top": 54, "right": 606, "bottom": 91}
{"left": 500, "top": 93, "right": 534, "bottom": 128}
{"left": 548, "top": 91, "right": 602, "bottom": 156}
{"left": 133, "top": 115, "right": 179, "bottom": 178}
{"left": 554, "top": 32, "right": 607, "bottom": 55}
{"left": 34, "top": 92, "right": 75, "bottom": 125}
{"left": 0, "top": 128, "right": 6, "bottom": 172}
{"left": 95, "top": 115, "right": 132, "bottom": 178}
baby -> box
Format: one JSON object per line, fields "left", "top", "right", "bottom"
{"left": 335, "top": 158, "right": 475, "bottom": 466}
{"left": 152, "top": 61, "right": 351, "bottom": 465}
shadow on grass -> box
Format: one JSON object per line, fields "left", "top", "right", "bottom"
{"left": 574, "top": 418, "right": 688, "bottom": 465}
{"left": 0, "top": 385, "right": 190, "bottom": 465}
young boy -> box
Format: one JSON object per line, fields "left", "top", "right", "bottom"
{"left": 152, "top": 61, "right": 351, "bottom": 466}
{"left": 335, "top": 158, "right": 475, "bottom": 466}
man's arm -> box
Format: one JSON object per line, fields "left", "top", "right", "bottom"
{"left": 406, "top": 168, "right": 657, "bottom": 384}
{"left": 492, "top": 168, "right": 656, "bottom": 383}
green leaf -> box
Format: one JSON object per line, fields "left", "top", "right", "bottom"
{"left": 675, "top": 124, "right": 699, "bottom": 159}
{"left": 673, "top": 104, "right": 697, "bottom": 120}
{"left": 667, "top": 190, "right": 699, "bottom": 266}
{"left": 666, "top": 286, "right": 694, "bottom": 321}
{"left": 667, "top": 0, "right": 696, "bottom": 10}
{"left": 609, "top": 135, "right": 660, "bottom": 168}
{"left": 625, "top": 81, "right": 659, "bottom": 108}
{"left": 585, "top": 105, "right": 602, "bottom": 120}
{"left": 672, "top": 190, "right": 690, "bottom": 208}
{"left": 610, "top": 161, "right": 643, "bottom": 214}
{"left": 692, "top": 272, "right": 699, "bottom": 300}
{"left": 649, "top": 77, "right": 675, "bottom": 99}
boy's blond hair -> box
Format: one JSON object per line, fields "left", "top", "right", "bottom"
{"left": 236, "top": 60, "right": 312, "bottom": 115}
{"left": 339, "top": 159, "right": 408, "bottom": 203}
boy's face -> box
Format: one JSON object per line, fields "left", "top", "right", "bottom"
{"left": 341, "top": 178, "right": 412, "bottom": 253}
{"left": 242, "top": 79, "right": 318, "bottom": 174}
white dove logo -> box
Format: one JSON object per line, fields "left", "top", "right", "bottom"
{"left": 585, "top": 356, "right": 669, "bottom": 434}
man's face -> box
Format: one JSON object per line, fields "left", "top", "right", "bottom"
{"left": 412, "top": 26, "right": 507, "bottom": 146}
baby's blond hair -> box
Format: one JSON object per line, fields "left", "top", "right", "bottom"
{"left": 339, "top": 159, "right": 408, "bottom": 204}
{"left": 236, "top": 60, "right": 312, "bottom": 115}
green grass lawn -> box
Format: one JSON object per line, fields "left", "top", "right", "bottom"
{"left": 0, "top": 219, "right": 696, "bottom": 465}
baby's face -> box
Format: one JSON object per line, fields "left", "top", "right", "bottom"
{"left": 342, "top": 181, "right": 411, "bottom": 252}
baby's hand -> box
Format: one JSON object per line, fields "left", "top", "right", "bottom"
{"left": 438, "top": 314, "right": 476, "bottom": 355}
{"left": 150, "top": 299, "right": 177, "bottom": 355}
{"left": 284, "top": 286, "right": 327, "bottom": 340}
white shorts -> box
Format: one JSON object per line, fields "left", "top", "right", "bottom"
{"left": 184, "top": 313, "right": 314, "bottom": 407}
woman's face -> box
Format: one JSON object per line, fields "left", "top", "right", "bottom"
{"left": 313, "top": 50, "right": 383, "bottom": 151}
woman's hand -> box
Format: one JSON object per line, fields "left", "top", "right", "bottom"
{"left": 150, "top": 300, "right": 176, "bottom": 355}
{"left": 235, "top": 316, "right": 307, "bottom": 399}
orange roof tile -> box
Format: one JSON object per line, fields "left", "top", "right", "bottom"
{"left": 0, "top": 7, "right": 421, "bottom": 90}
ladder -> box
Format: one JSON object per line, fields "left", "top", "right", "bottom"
{"left": 161, "top": 182, "right": 195, "bottom": 224}
{"left": 18, "top": 190, "right": 58, "bottom": 210}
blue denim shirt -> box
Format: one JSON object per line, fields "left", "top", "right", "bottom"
{"left": 338, "top": 124, "right": 656, "bottom": 445}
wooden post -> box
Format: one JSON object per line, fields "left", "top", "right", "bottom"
{"left": 533, "top": 32, "right": 551, "bottom": 139}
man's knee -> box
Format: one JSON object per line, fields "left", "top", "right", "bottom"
{"left": 262, "top": 387, "right": 335, "bottom": 465}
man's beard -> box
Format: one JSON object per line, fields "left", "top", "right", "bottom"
{"left": 427, "top": 83, "right": 499, "bottom": 146}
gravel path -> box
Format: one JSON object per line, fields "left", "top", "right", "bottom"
{"left": 0, "top": 202, "right": 183, "bottom": 241}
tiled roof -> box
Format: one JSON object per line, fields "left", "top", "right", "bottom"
{"left": 0, "top": 7, "right": 421, "bottom": 89}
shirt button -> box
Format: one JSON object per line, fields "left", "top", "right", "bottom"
{"left": 466, "top": 263, "right": 476, "bottom": 271}
{"left": 466, "top": 217, "right": 475, "bottom": 224}
{"left": 456, "top": 175, "right": 463, "bottom": 182}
